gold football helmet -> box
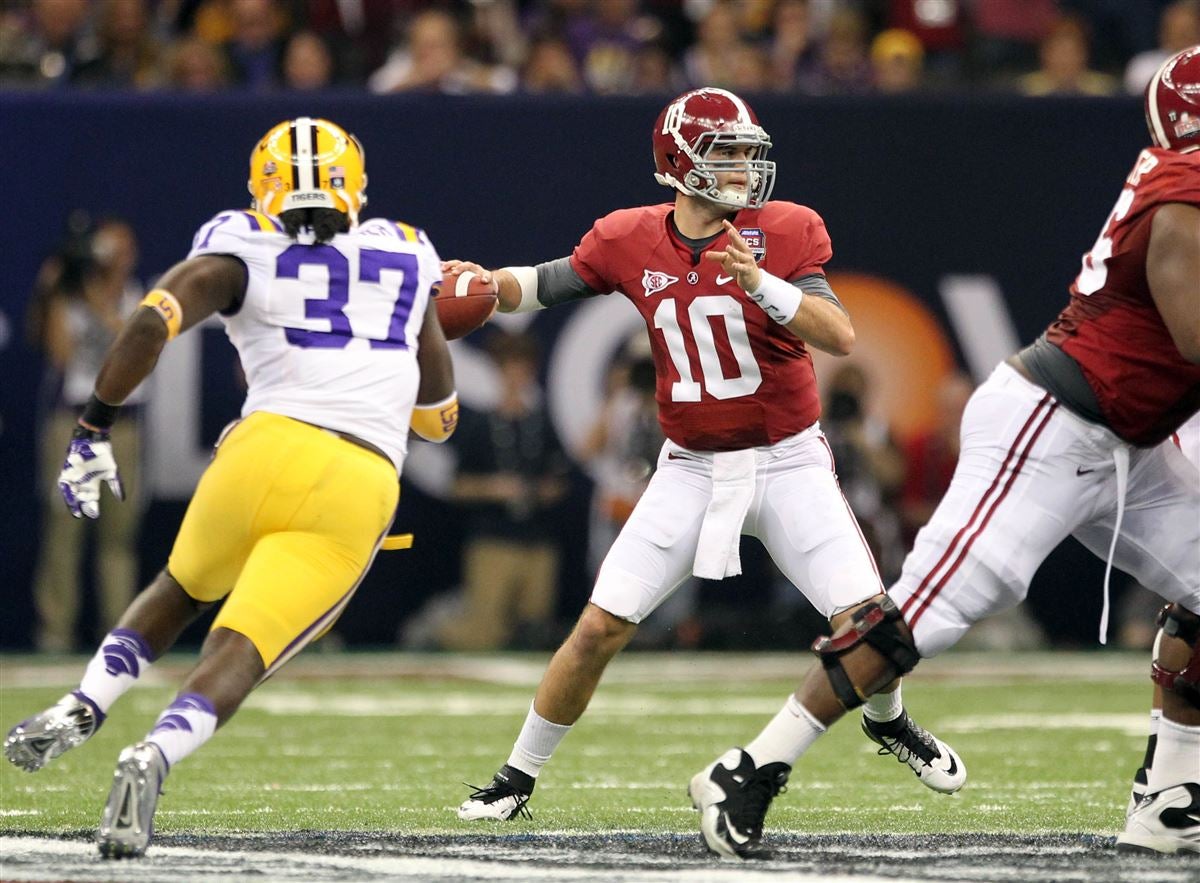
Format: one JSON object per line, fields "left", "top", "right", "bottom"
{"left": 248, "top": 117, "right": 367, "bottom": 223}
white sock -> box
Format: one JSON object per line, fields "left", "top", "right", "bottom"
{"left": 146, "top": 693, "right": 218, "bottom": 769}
{"left": 77, "top": 629, "right": 154, "bottom": 714}
{"left": 1144, "top": 717, "right": 1200, "bottom": 794}
{"left": 862, "top": 686, "right": 904, "bottom": 723}
{"left": 744, "top": 695, "right": 826, "bottom": 767}
{"left": 506, "top": 702, "right": 572, "bottom": 778}
{"left": 1148, "top": 708, "right": 1162, "bottom": 736}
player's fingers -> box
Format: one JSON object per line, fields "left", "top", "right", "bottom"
{"left": 705, "top": 250, "right": 729, "bottom": 263}
{"left": 107, "top": 475, "right": 125, "bottom": 502}
{"left": 722, "top": 219, "right": 746, "bottom": 245}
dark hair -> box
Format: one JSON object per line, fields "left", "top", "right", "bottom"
{"left": 279, "top": 207, "right": 350, "bottom": 243}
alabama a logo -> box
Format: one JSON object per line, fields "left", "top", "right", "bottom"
{"left": 739, "top": 228, "right": 766, "bottom": 263}
{"left": 641, "top": 269, "right": 679, "bottom": 298}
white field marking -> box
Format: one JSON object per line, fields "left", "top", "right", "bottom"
{"left": 243, "top": 692, "right": 789, "bottom": 717}
{"left": 942, "top": 713, "right": 1149, "bottom": 736}
{"left": 0, "top": 809, "right": 39, "bottom": 816}
{"left": 0, "top": 836, "right": 933, "bottom": 883}
{"left": 0, "top": 649, "right": 1145, "bottom": 689}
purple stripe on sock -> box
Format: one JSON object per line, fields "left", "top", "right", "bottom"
{"left": 111, "top": 627, "right": 155, "bottom": 662}
{"left": 150, "top": 692, "right": 216, "bottom": 736}
{"left": 70, "top": 690, "right": 106, "bottom": 726}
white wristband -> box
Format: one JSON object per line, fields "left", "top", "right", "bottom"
{"left": 503, "top": 265, "right": 543, "bottom": 313}
{"left": 747, "top": 271, "right": 804, "bottom": 324}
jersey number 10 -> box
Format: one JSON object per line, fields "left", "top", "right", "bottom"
{"left": 653, "top": 295, "right": 763, "bottom": 401}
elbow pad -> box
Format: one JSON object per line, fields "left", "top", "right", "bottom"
{"left": 411, "top": 393, "right": 458, "bottom": 443}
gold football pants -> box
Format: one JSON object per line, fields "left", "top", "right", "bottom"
{"left": 168, "top": 412, "right": 398, "bottom": 672}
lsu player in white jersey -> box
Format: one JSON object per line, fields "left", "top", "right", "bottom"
{"left": 3, "top": 117, "right": 458, "bottom": 858}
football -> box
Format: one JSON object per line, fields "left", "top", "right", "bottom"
{"left": 434, "top": 271, "right": 498, "bottom": 340}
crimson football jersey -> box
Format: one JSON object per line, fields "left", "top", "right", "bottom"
{"left": 1045, "top": 148, "right": 1200, "bottom": 446}
{"left": 570, "top": 201, "right": 830, "bottom": 451}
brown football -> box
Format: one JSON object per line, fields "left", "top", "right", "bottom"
{"left": 434, "top": 271, "right": 499, "bottom": 340}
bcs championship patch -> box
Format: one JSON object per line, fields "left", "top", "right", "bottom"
{"left": 739, "top": 227, "right": 766, "bottom": 263}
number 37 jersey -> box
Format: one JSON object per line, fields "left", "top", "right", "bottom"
{"left": 189, "top": 210, "right": 441, "bottom": 471}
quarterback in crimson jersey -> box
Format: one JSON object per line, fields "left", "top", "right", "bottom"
{"left": 448, "top": 87, "right": 965, "bottom": 859}
{"left": 570, "top": 200, "right": 829, "bottom": 450}
{"left": 745, "top": 46, "right": 1200, "bottom": 857}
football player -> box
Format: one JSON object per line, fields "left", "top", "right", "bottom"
{"left": 693, "top": 47, "right": 1200, "bottom": 858}
{"left": 446, "top": 87, "right": 965, "bottom": 852}
{"left": 3, "top": 117, "right": 458, "bottom": 858}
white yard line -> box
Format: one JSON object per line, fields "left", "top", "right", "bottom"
{"left": 0, "top": 650, "right": 1146, "bottom": 690}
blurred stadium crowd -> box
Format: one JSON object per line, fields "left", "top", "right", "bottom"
{"left": 0, "top": 0, "right": 1196, "bottom": 98}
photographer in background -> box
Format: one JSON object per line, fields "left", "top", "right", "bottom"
{"left": 26, "top": 213, "right": 147, "bottom": 651}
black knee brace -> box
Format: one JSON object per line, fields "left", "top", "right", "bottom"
{"left": 1151, "top": 604, "right": 1200, "bottom": 711}
{"left": 811, "top": 596, "right": 920, "bottom": 711}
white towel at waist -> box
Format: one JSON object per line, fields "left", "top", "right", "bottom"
{"left": 692, "top": 448, "right": 757, "bottom": 579}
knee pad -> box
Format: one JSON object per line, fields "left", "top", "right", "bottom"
{"left": 1150, "top": 604, "right": 1200, "bottom": 711}
{"left": 811, "top": 596, "right": 920, "bottom": 711}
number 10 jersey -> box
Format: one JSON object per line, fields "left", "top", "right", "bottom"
{"left": 570, "top": 201, "right": 831, "bottom": 452}
{"left": 189, "top": 210, "right": 441, "bottom": 472}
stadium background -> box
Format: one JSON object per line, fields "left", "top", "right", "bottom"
{"left": 0, "top": 89, "right": 1149, "bottom": 650}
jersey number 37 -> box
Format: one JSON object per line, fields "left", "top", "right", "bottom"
{"left": 278, "top": 244, "right": 421, "bottom": 349}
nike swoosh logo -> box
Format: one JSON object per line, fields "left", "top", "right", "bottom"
{"left": 716, "top": 274, "right": 734, "bottom": 285}
{"left": 942, "top": 753, "right": 958, "bottom": 777}
{"left": 722, "top": 812, "right": 750, "bottom": 844}
{"left": 117, "top": 788, "right": 133, "bottom": 827}
{"left": 1076, "top": 466, "right": 1095, "bottom": 475}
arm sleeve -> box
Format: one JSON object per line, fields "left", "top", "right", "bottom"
{"left": 535, "top": 257, "right": 599, "bottom": 307}
{"left": 790, "top": 272, "right": 846, "bottom": 314}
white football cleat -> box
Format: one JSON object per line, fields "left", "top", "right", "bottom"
{"left": 688, "top": 748, "right": 789, "bottom": 861}
{"left": 457, "top": 764, "right": 534, "bottom": 821}
{"left": 1118, "top": 783, "right": 1200, "bottom": 855}
{"left": 862, "top": 710, "right": 966, "bottom": 794}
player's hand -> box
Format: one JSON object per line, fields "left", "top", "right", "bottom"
{"left": 441, "top": 259, "right": 494, "bottom": 288}
{"left": 705, "top": 220, "right": 762, "bottom": 293}
{"left": 58, "top": 426, "right": 125, "bottom": 519}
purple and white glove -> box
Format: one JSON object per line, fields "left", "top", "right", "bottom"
{"left": 58, "top": 427, "right": 125, "bottom": 519}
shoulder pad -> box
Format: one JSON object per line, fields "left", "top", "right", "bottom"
{"left": 757, "top": 200, "right": 823, "bottom": 229}
{"left": 189, "top": 210, "right": 281, "bottom": 257}
{"left": 592, "top": 205, "right": 671, "bottom": 241}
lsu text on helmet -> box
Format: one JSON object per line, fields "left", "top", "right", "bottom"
{"left": 248, "top": 117, "right": 367, "bottom": 223}
{"left": 1146, "top": 44, "right": 1200, "bottom": 153}
{"left": 652, "top": 88, "right": 776, "bottom": 210}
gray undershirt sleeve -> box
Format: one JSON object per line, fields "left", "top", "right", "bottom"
{"left": 535, "top": 257, "right": 598, "bottom": 307}
{"left": 792, "top": 272, "right": 846, "bottom": 314}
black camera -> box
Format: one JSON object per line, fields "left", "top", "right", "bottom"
{"left": 55, "top": 210, "right": 97, "bottom": 296}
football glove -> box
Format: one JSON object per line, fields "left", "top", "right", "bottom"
{"left": 58, "top": 426, "right": 125, "bottom": 519}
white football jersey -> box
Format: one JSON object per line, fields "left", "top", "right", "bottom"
{"left": 188, "top": 209, "right": 440, "bottom": 472}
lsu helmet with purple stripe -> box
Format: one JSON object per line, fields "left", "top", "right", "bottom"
{"left": 652, "top": 88, "right": 776, "bottom": 209}
{"left": 1145, "top": 45, "right": 1200, "bottom": 154}
{"left": 248, "top": 117, "right": 367, "bottom": 223}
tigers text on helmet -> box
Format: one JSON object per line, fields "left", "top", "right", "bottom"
{"left": 248, "top": 117, "right": 368, "bottom": 223}
{"left": 653, "top": 88, "right": 776, "bottom": 210}
{"left": 1145, "top": 45, "right": 1200, "bottom": 153}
